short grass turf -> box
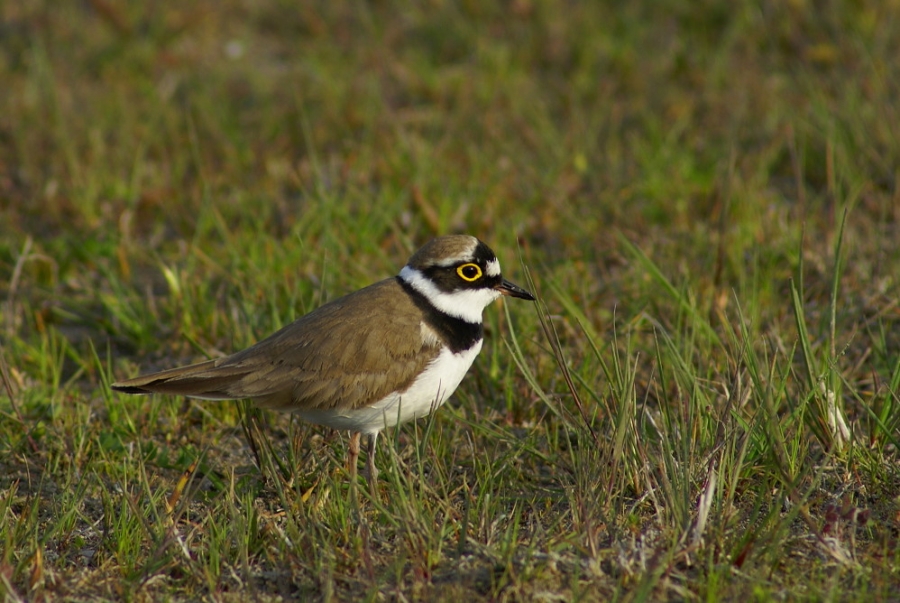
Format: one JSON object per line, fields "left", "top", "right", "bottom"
{"left": 2, "top": 1, "right": 900, "bottom": 601}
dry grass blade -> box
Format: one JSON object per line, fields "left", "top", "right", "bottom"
{"left": 0, "top": 342, "right": 39, "bottom": 454}
{"left": 521, "top": 264, "right": 600, "bottom": 448}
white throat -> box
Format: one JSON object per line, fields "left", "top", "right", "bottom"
{"left": 399, "top": 266, "right": 501, "bottom": 323}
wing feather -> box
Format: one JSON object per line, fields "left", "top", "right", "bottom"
{"left": 112, "top": 278, "right": 442, "bottom": 411}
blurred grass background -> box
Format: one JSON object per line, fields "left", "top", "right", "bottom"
{"left": 2, "top": 0, "right": 900, "bottom": 600}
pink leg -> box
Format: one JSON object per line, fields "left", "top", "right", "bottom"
{"left": 348, "top": 431, "right": 361, "bottom": 480}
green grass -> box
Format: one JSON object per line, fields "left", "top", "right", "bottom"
{"left": 3, "top": 0, "right": 900, "bottom": 600}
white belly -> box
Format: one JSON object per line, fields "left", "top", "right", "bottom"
{"left": 297, "top": 341, "right": 483, "bottom": 434}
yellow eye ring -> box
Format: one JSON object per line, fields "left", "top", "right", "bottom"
{"left": 456, "top": 263, "right": 483, "bottom": 282}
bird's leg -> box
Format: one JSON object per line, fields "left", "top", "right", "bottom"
{"left": 365, "top": 433, "right": 379, "bottom": 496}
{"left": 346, "top": 431, "right": 362, "bottom": 513}
{"left": 348, "top": 431, "right": 361, "bottom": 481}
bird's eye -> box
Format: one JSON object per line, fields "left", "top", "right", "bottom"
{"left": 456, "top": 263, "right": 483, "bottom": 282}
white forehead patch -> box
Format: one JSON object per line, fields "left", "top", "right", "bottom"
{"left": 485, "top": 258, "right": 501, "bottom": 277}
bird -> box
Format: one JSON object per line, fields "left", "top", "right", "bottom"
{"left": 111, "top": 235, "right": 535, "bottom": 493}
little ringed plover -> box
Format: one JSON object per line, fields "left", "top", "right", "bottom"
{"left": 112, "top": 235, "right": 535, "bottom": 491}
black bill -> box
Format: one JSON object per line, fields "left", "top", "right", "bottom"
{"left": 495, "top": 279, "right": 535, "bottom": 301}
